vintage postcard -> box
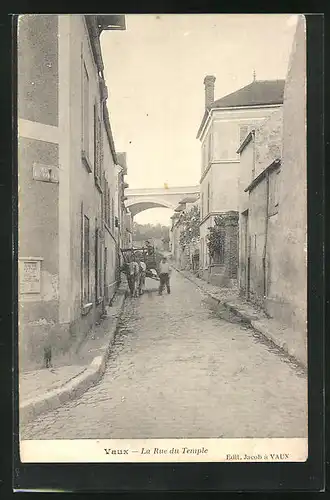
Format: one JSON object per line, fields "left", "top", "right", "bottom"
{"left": 17, "top": 13, "right": 308, "bottom": 465}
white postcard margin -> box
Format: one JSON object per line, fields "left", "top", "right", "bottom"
{"left": 20, "top": 438, "right": 308, "bottom": 463}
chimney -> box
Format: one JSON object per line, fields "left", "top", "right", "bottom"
{"left": 204, "top": 75, "right": 216, "bottom": 109}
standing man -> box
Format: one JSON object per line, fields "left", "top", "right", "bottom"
{"left": 139, "top": 259, "right": 147, "bottom": 295}
{"left": 158, "top": 256, "right": 171, "bottom": 295}
{"left": 130, "top": 256, "right": 140, "bottom": 298}
{"left": 125, "top": 254, "right": 134, "bottom": 297}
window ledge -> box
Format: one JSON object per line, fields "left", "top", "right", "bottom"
{"left": 81, "top": 302, "right": 93, "bottom": 315}
{"left": 268, "top": 208, "right": 279, "bottom": 218}
{"left": 82, "top": 151, "right": 92, "bottom": 173}
{"left": 95, "top": 175, "right": 103, "bottom": 193}
{"left": 104, "top": 221, "right": 115, "bottom": 236}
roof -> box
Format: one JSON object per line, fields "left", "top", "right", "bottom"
{"left": 244, "top": 159, "right": 281, "bottom": 193}
{"left": 117, "top": 152, "right": 127, "bottom": 174}
{"left": 179, "top": 195, "right": 199, "bottom": 204}
{"left": 103, "top": 103, "right": 117, "bottom": 164}
{"left": 197, "top": 79, "right": 285, "bottom": 139}
{"left": 96, "top": 15, "right": 126, "bottom": 32}
{"left": 237, "top": 130, "right": 255, "bottom": 154}
{"left": 212, "top": 79, "right": 285, "bottom": 109}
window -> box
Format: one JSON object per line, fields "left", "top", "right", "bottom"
{"left": 111, "top": 198, "right": 114, "bottom": 231}
{"left": 101, "top": 174, "right": 106, "bottom": 223}
{"left": 103, "top": 183, "right": 112, "bottom": 230}
{"left": 81, "top": 60, "right": 91, "bottom": 171}
{"left": 214, "top": 121, "right": 241, "bottom": 161}
{"left": 105, "top": 189, "right": 108, "bottom": 227}
{"left": 239, "top": 125, "right": 249, "bottom": 145}
{"left": 104, "top": 181, "right": 108, "bottom": 225}
{"left": 104, "top": 247, "right": 108, "bottom": 301}
{"left": 201, "top": 142, "right": 206, "bottom": 172}
{"left": 201, "top": 193, "right": 204, "bottom": 219}
{"left": 94, "top": 104, "right": 102, "bottom": 187}
{"left": 268, "top": 168, "right": 280, "bottom": 216}
{"left": 82, "top": 213, "right": 90, "bottom": 305}
{"left": 275, "top": 169, "right": 280, "bottom": 208}
{"left": 207, "top": 182, "right": 211, "bottom": 214}
{"left": 95, "top": 225, "right": 103, "bottom": 302}
{"left": 95, "top": 225, "right": 99, "bottom": 300}
{"left": 201, "top": 238, "right": 204, "bottom": 268}
{"left": 207, "top": 132, "right": 212, "bottom": 164}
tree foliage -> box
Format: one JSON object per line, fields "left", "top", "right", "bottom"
{"left": 207, "top": 214, "right": 226, "bottom": 259}
{"left": 133, "top": 222, "right": 170, "bottom": 242}
{"left": 179, "top": 205, "right": 200, "bottom": 249}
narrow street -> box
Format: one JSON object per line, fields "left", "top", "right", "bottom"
{"left": 21, "top": 270, "right": 307, "bottom": 440}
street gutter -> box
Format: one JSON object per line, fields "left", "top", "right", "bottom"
{"left": 174, "top": 267, "right": 307, "bottom": 371}
{"left": 20, "top": 291, "right": 127, "bottom": 426}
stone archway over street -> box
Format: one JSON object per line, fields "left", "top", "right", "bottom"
{"left": 125, "top": 185, "right": 200, "bottom": 216}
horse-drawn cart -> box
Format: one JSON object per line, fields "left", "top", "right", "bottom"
{"left": 120, "top": 242, "right": 160, "bottom": 280}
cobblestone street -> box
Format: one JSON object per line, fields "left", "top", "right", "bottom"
{"left": 21, "top": 270, "right": 307, "bottom": 440}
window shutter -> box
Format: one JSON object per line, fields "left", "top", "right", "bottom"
{"left": 239, "top": 125, "right": 249, "bottom": 144}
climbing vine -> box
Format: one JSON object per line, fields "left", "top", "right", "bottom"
{"left": 179, "top": 205, "right": 200, "bottom": 249}
{"left": 207, "top": 214, "right": 226, "bottom": 259}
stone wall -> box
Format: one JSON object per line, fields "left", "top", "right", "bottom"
{"left": 254, "top": 109, "right": 283, "bottom": 177}
{"left": 18, "top": 15, "right": 58, "bottom": 126}
{"left": 265, "top": 15, "right": 307, "bottom": 334}
{"left": 18, "top": 14, "right": 60, "bottom": 369}
{"left": 207, "top": 211, "right": 239, "bottom": 287}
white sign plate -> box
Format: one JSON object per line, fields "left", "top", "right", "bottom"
{"left": 32, "top": 163, "right": 59, "bottom": 183}
{"left": 19, "top": 259, "right": 41, "bottom": 294}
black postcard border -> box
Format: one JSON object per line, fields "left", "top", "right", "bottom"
{"left": 5, "top": 11, "right": 325, "bottom": 493}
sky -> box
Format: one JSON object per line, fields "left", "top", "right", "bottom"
{"left": 101, "top": 14, "right": 298, "bottom": 225}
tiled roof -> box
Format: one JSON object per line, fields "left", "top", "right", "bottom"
{"left": 197, "top": 79, "right": 285, "bottom": 139}
{"left": 212, "top": 80, "right": 285, "bottom": 109}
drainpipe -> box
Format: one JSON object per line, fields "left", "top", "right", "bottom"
{"left": 263, "top": 172, "right": 270, "bottom": 301}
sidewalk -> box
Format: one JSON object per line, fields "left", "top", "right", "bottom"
{"left": 176, "top": 268, "right": 307, "bottom": 369}
{"left": 19, "top": 288, "right": 127, "bottom": 425}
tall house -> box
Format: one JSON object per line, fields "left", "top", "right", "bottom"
{"left": 236, "top": 15, "right": 306, "bottom": 337}
{"left": 197, "top": 75, "right": 285, "bottom": 286}
{"left": 18, "top": 14, "right": 126, "bottom": 369}
{"left": 170, "top": 196, "right": 200, "bottom": 270}
{"left": 116, "top": 152, "right": 133, "bottom": 251}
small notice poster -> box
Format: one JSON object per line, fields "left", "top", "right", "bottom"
{"left": 19, "top": 259, "right": 42, "bottom": 294}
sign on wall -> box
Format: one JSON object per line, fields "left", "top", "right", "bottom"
{"left": 32, "top": 163, "right": 59, "bottom": 183}
{"left": 19, "top": 258, "right": 43, "bottom": 294}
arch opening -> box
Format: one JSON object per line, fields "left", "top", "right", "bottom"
{"left": 134, "top": 207, "right": 174, "bottom": 226}
{"left": 126, "top": 199, "right": 176, "bottom": 217}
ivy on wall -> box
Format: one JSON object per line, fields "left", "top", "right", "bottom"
{"left": 179, "top": 205, "right": 200, "bottom": 250}
{"left": 207, "top": 214, "right": 226, "bottom": 259}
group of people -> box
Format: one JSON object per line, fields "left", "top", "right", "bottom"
{"left": 123, "top": 254, "right": 171, "bottom": 298}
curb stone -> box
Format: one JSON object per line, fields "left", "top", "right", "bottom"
{"left": 174, "top": 267, "right": 307, "bottom": 370}
{"left": 20, "top": 293, "right": 127, "bottom": 426}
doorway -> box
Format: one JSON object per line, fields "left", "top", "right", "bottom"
{"left": 104, "top": 247, "right": 108, "bottom": 304}
{"left": 241, "top": 210, "right": 250, "bottom": 298}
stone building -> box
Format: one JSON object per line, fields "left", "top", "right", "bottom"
{"left": 18, "top": 14, "right": 126, "bottom": 369}
{"left": 170, "top": 196, "right": 200, "bottom": 270}
{"left": 196, "top": 74, "right": 285, "bottom": 287}
{"left": 115, "top": 152, "right": 133, "bottom": 251}
{"left": 237, "top": 110, "right": 283, "bottom": 305}
{"left": 237, "top": 15, "right": 306, "bottom": 335}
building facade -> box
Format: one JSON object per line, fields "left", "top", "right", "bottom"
{"left": 170, "top": 197, "right": 200, "bottom": 270}
{"left": 197, "top": 75, "right": 285, "bottom": 287}
{"left": 238, "top": 109, "right": 283, "bottom": 305}
{"left": 18, "top": 14, "right": 126, "bottom": 369}
{"left": 237, "top": 15, "right": 306, "bottom": 335}
{"left": 115, "top": 152, "right": 133, "bottom": 251}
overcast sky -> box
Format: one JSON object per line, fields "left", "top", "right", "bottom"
{"left": 101, "top": 14, "right": 298, "bottom": 225}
